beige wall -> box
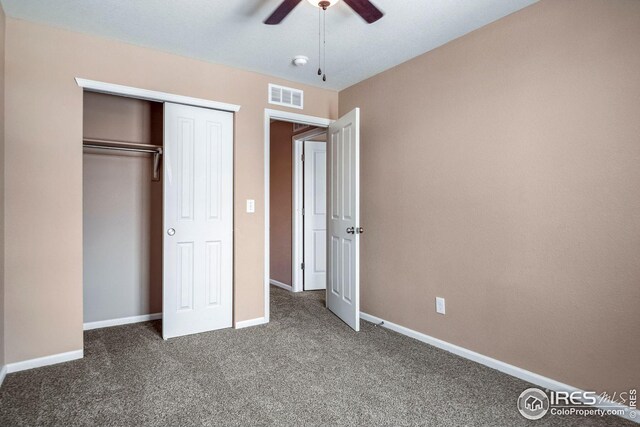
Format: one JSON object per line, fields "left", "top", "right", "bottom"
{"left": 83, "top": 92, "right": 163, "bottom": 322}
{"left": 339, "top": 0, "right": 640, "bottom": 394}
{"left": 83, "top": 92, "right": 163, "bottom": 145}
{"left": 3, "top": 17, "right": 337, "bottom": 364}
{"left": 0, "top": 3, "right": 5, "bottom": 368}
{"left": 270, "top": 120, "right": 294, "bottom": 285}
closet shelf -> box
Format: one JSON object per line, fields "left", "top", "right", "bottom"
{"left": 83, "top": 138, "right": 163, "bottom": 181}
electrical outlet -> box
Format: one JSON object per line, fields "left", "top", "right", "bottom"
{"left": 246, "top": 199, "right": 255, "bottom": 213}
{"left": 436, "top": 297, "right": 446, "bottom": 315}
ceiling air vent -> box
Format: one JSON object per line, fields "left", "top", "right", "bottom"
{"left": 269, "top": 84, "right": 303, "bottom": 109}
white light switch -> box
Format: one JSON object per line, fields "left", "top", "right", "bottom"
{"left": 246, "top": 199, "right": 255, "bottom": 213}
{"left": 436, "top": 297, "right": 446, "bottom": 315}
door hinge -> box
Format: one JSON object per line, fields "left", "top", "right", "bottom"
{"left": 301, "top": 262, "right": 305, "bottom": 270}
{"left": 301, "top": 153, "right": 305, "bottom": 162}
{"left": 302, "top": 208, "right": 305, "bottom": 216}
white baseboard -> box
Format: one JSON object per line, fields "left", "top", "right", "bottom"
{"left": 5, "top": 350, "right": 84, "bottom": 374}
{"left": 0, "top": 365, "right": 7, "bottom": 387}
{"left": 235, "top": 316, "right": 268, "bottom": 329}
{"left": 360, "top": 312, "right": 638, "bottom": 424}
{"left": 83, "top": 313, "right": 162, "bottom": 331}
{"left": 269, "top": 279, "right": 292, "bottom": 292}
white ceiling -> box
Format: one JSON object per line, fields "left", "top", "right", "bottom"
{"left": 0, "top": 0, "right": 538, "bottom": 90}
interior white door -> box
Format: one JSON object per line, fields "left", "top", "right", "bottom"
{"left": 327, "top": 108, "right": 360, "bottom": 331}
{"left": 304, "top": 141, "right": 327, "bottom": 291}
{"left": 163, "top": 102, "right": 233, "bottom": 339}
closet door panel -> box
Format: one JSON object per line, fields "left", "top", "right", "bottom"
{"left": 206, "top": 121, "right": 222, "bottom": 221}
{"left": 177, "top": 117, "right": 195, "bottom": 221}
{"left": 163, "top": 103, "right": 233, "bottom": 339}
{"left": 177, "top": 242, "right": 195, "bottom": 312}
{"left": 205, "top": 240, "right": 222, "bottom": 307}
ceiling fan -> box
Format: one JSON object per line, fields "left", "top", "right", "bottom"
{"left": 264, "top": 0, "right": 384, "bottom": 25}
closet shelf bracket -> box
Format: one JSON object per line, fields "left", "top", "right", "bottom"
{"left": 152, "top": 150, "right": 162, "bottom": 182}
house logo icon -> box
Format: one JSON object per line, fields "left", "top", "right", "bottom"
{"left": 525, "top": 395, "right": 543, "bottom": 411}
{"left": 518, "top": 388, "right": 550, "bottom": 420}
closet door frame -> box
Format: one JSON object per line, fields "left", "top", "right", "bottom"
{"left": 76, "top": 77, "right": 241, "bottom": 330}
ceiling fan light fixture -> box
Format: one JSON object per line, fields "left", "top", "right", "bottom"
{"left": 306, "top": 0, "right": 340, "bottom": 8}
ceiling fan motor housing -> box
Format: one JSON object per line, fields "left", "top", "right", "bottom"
{"left": 307, "top": 0, "right": 340, "bottom": 9}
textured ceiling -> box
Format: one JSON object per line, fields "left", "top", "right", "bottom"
{"left": 0, "top": 0, "right": 538, "bottom": 90}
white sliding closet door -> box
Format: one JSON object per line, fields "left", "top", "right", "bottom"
{"left": 163, "top": 103, "right": 233, "bottom": 339}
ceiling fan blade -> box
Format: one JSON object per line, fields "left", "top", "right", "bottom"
{"left": 343, "top": 0, "right": 384, "bottom": 24}
{"left": 264, "top": 0, "right": 303, "bottom": 25}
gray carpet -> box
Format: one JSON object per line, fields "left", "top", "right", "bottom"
{"left": 0, "top": 286, "right": 633, "bottom": 426}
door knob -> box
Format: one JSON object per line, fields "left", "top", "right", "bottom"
{"left": 346, "top": 227, "right": 355, "bottom": 234}
{"left": 356, "top": 227, "right": 364, "bottom": 234}
{"left": 167, "top": 228, "right": 175, "bottom": 236}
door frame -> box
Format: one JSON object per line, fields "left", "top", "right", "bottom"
{"left": 292, "top": 128, "right": 328, "bottom": 293}
{"left": 263, "top": 109, "right": 332, "bottom": 322}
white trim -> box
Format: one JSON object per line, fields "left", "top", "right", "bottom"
{"left": 264, "top": 109, "right": 333, "bottom": 324}
{"left": 0, "top": 365, "right": 7, "bottom": 387}
{"left": 265, "top": 109, "right": 332, "bottom": 128}
{"left": 270, "top": 279, "right": 292, "bottom": 292}
{"left": 83, "top": 313, "right": 162, "bottom": 331}
{"left": 293, "top": 127, "right": 324, "bottom": 142}
{"left": 75, "top": 78, "right": 241, "bottom": 112}
{"left": 234, "top": 317, "right": 268, "bottom": 329}
{"left": 292, "top": 128, "right": 327, "bottom": 293}
{"left": 360, "top": 312, "right": 639, "bottom": 424}
{"left": 5, "top": 350, "right": 84, "bottom": 374}
{"left": 292, "top": 137, "right": 304, "bottom": 293}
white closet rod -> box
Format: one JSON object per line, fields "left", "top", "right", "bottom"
{"left": 82, "top": 138, "right": 163, "bottom": 181}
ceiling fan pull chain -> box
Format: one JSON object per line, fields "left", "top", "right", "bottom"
{"left": 317, "top": 7, "right": 322, "bottom": 76}
{"left": 322, "top": 6, "right": 327, "bottom": 82}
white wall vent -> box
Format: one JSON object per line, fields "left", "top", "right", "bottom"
{"left": 269, "top": 84, "right": 304, "bottom": 109}
{"left": 293, "top": 123, "right": 309, "bottom": 132}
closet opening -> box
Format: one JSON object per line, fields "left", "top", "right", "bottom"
{"left": 82, "top": 91, "right": 164, "bottom": 333}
